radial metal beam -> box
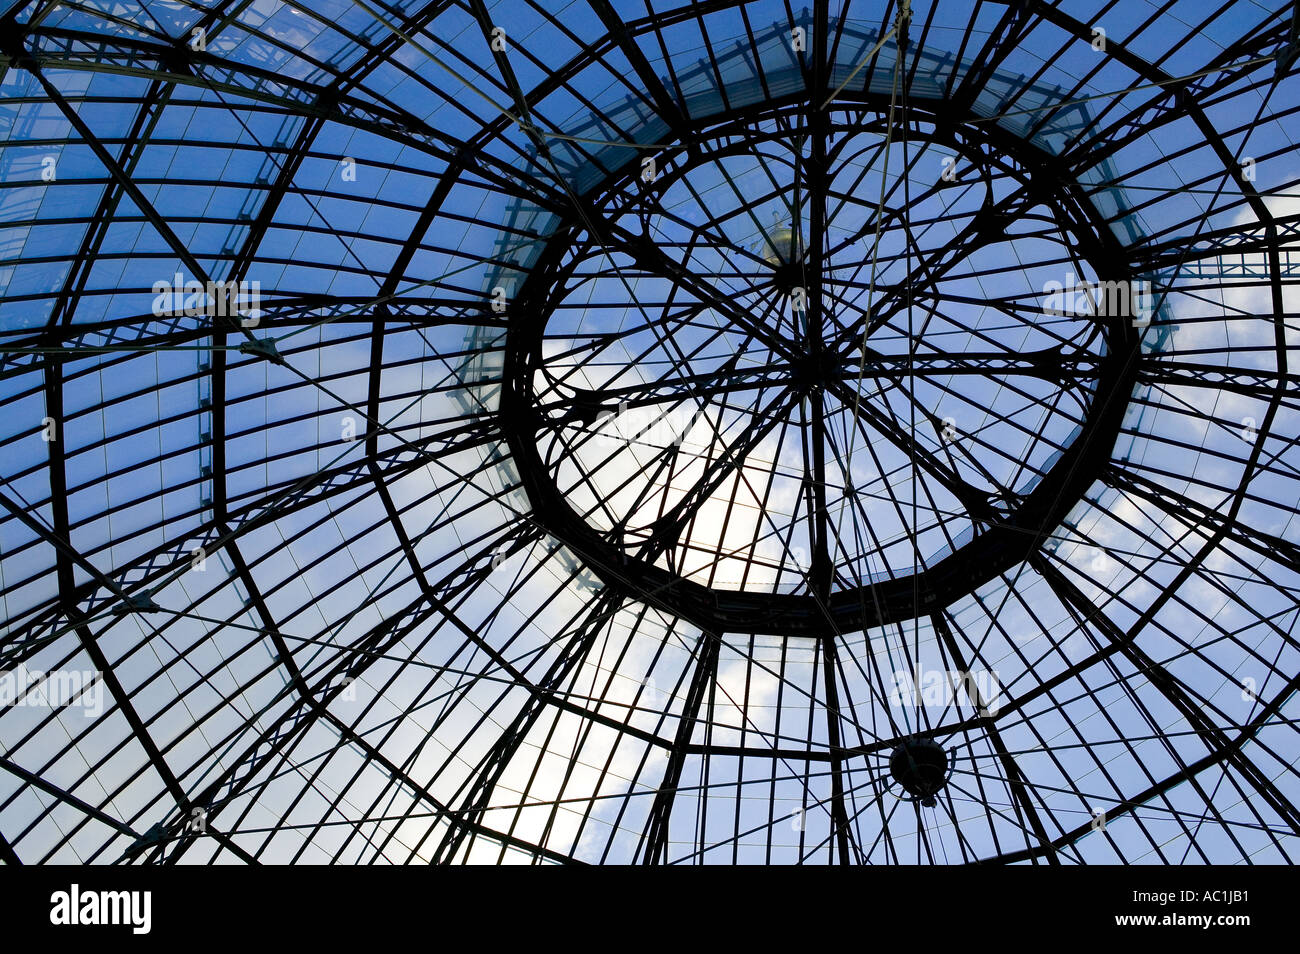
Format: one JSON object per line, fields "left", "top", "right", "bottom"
{"left": 932, "top": 611, "right": 1060, "bottom": 864}
{"left": 7, "top": 42, "right": 211, "bottom": 286}
{"left": 584, "top": 0, "right": 688, "bottom": 134}
{"left": 991, "top": 664, "right": 1300, "bottom": 865}
{"left": 12, "top": 25, "right": 569, "bottom": 210}
{"left": 1032, "top": 553, "right": 1300, "bottom": 838}
{"left": 640, "top": 629, "right": 721, "bottom": 864}
{"left": 0, "top": 753, "right": 138, "bottom": 841}
{"left": 429, "top": 588, "right": 625, "bottom": 864}
{"left": 0, "top": 416, "right": 501, "bottom": 668}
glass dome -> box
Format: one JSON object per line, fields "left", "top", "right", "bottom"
{"left": 1, "top": 0, "right": 1298, "bottom": 865}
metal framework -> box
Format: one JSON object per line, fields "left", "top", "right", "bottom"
{"left": 0, "top": 0, "right": 1298, "bottom": 865}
